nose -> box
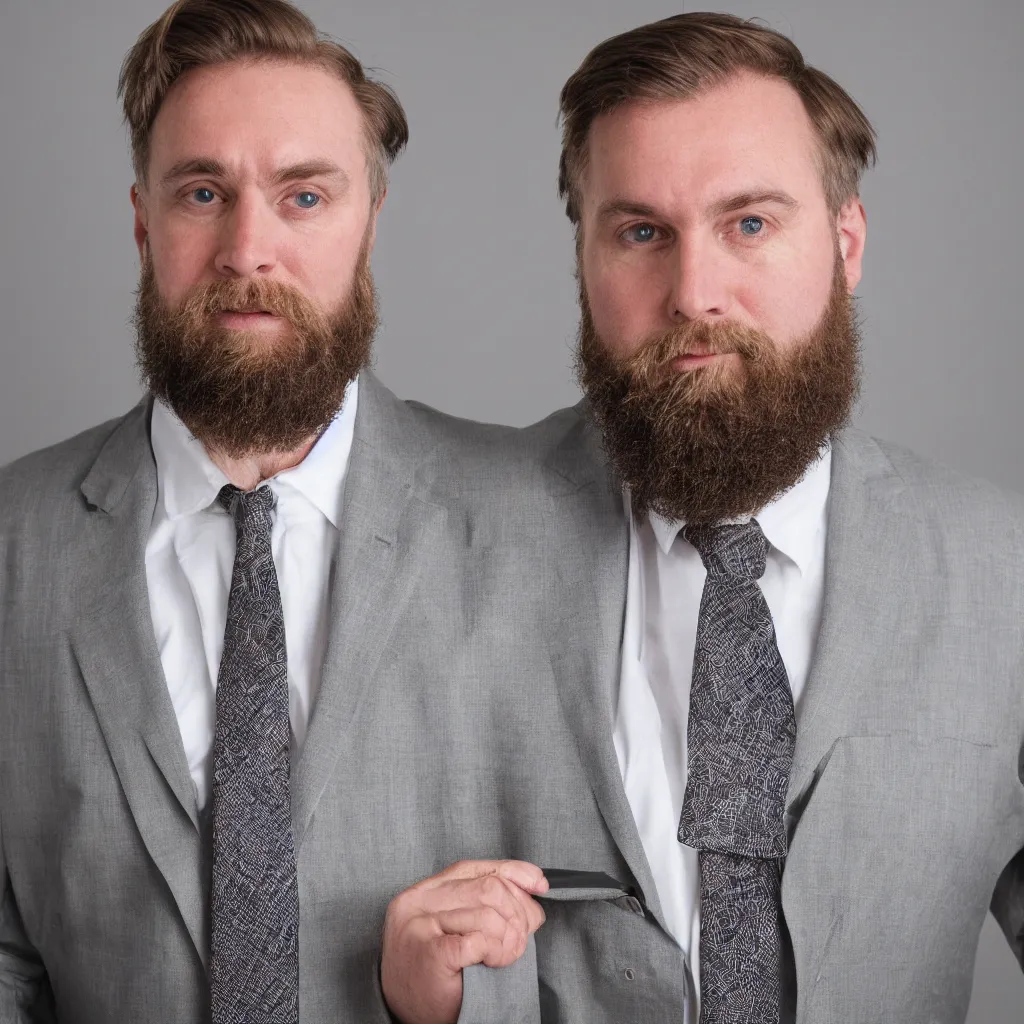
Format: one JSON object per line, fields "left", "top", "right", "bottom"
{"left": 214, "top": 191, "right": 277, "bottom": 278}
{"left": 668, "top": 231, "right": 731, "bottom": 323}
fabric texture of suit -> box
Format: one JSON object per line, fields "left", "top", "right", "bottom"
{"left": 513, "top": 402, "right": 1024, "bottom": 1023}
{"left": 0, "top": 374, "right": 689, "bottom": 1023}
{"left": 2, "top": 378, "right": 1023, "bottom": 1022}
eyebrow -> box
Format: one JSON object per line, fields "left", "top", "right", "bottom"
{"left": 707, "top": 190, "right": 799, "bottom": 217}
{"left": 595, "top": 199, "right": 661, "bottom": 222}
{"left": 158, "top": 157, "right": 351, "bottom": 191}
{"left": 596, "top": 189, "right": 800, "bottom": 223}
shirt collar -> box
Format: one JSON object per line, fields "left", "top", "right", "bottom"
{"left": 150, "top": 377, "right": 359, "bottom": 528}
{"left": 272, "top": 378, "right": 358, "bottom": 528}
{"left": 647, "top": 445, "right": 832, "bottom": 576}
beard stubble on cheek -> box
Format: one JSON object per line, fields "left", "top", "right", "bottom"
{"left": 575, "top": 255, "right": 861, "bottom": 525}
{"left": 133, "top": 236, "right": 379, "bottom": 459}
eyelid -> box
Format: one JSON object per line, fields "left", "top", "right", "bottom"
{"left": 735, "top": 211, "right": 772, "bottom": 225}
{"left": 181, "top": 183, "right": 223, "bottom": 202}
{"left": 618, "top": 221, "right": 668, "bottom": 243}
{"left": 286, "top": 187, "right": 326, "bottom": 209}
{"left": 726, "top": 213, "right": 773, "bottom": 238}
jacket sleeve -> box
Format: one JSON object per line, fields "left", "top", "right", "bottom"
{"left": 0, "top": 819, "right": 55, "bottom": 1024}
{"left": 991, "top": 845, "right": 1024, "bottom": 970}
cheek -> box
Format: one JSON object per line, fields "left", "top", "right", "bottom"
{"left": 737, "top": 254, "right": 834, "bottom": 349}
{"left": 282, "top": 219, "right": 368, "bottom": 308}
{"left": 582, "top": 246, "right": 667, "bottom": 358}
{"left": 147, "top": 219, "right": 219, "bottom": 304}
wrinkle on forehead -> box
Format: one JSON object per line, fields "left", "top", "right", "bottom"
{"left": 581, "top": 72, "right": 825, "bottom": 221}
{"left": 147, "top": 60, "right": 368, "bottom": 191}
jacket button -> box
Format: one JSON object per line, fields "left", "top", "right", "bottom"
{"left": 624, "top": 968, "right": 636, "bottom": 981}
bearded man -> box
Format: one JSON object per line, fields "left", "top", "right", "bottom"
{"left": 381, "top": 12, "right": 1024, "bottom": 1024}
{"left": 0, "top": 2, "right": 688, "bottom": 1022}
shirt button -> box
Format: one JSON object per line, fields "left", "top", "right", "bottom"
{"left": 624, "top": 968, "right": 636, "bottom": 981}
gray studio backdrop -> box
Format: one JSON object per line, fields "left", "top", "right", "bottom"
{"left": 1, "top": 0, "right": 1022, "bottom": 1018}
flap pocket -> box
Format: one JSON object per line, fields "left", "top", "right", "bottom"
{"left": 532, "top": 870, "right": 688, "bottom": 1022}
{"left": 537, "top": 869, "right": 646, "bottom": 917}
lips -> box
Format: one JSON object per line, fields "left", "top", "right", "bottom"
{"left": 667, "top": 350, "right": 732, "bottom": 375}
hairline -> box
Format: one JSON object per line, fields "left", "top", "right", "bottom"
{"left": 134, "top": 54, "right": 387, "bottom": 201}
{"left": 568, "top": 72, "right": 856, "bottom": 226}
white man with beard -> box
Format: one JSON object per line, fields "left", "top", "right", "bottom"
{"left": 0, "top": 2, "right": 719, "bottom": 1022}
{"left": 380, "top": 12, "right": 1024, "bottom": 1024}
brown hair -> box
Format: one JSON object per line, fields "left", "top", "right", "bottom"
{"left": 558, "top": 12, "right": 876, "bottom": 223}
{"left": 118, "top": 0, "right": 408, "bottom": 203}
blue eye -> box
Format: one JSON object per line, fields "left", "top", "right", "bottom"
{"left": 626, "top": 223, "right": 658, "bottom": 243}
{"left": 740, "top": 216, "right": 764, "bottom": 236}
{"left": 192, "top": 187, "right": 216, "bottom": 204}
{"left": 295, "top": 192, "right": 320, "bottom": 209}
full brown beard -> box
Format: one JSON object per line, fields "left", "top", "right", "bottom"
{"left": 576, "top": 257, "right": 861, "bottom": 525}
{"left": 134, "top": 239, "right": 378, "bottom": 459}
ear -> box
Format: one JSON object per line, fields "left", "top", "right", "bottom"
{"left": 836, "top": 197, "right": 867, "bottom": 292}
{"left": 131, "top": 184, "right": 149, "bottom": 262}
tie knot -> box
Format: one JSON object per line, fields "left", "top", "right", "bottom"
{"left": 683, "top": 519, "right": 769, "bottom": 582}
{"left": 217, "top": 484, "right": 276, "bottom": 534}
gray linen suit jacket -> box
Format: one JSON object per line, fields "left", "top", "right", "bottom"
{"left": 511, "top": 402, "right": 1024, "bottom": 1023}
{"left": 1, "top": 373, "right": 1023, "bottom": 1023}
{"left": 0, "top": 372, "right": 691, "bottom": 1024}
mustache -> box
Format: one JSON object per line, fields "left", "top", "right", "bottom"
{"left": 175, "top": 277, "right": 328, "bottom": 327}
{"left": 627, "top": 317, "right": 773, "bottom": 381}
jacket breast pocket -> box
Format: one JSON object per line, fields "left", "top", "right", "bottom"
{"left": 533, "top": 872, "right": 690, "bottom": 1023}
{"left": 787, "top": 734, "right": 1023, "bottom": 1023}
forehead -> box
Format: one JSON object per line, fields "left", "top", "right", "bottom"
{"left": 584, "top": 72, "right": 823, "bottom": 211}
{"left": 148, "top": 60, "right": 366, "bottom": 178}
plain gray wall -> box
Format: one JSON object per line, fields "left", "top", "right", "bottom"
{"left": 1, "top": 0, "right": 1021, "bottom": 1018}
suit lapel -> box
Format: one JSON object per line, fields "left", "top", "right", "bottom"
{"left": 70, "top": 399, "right": 207, "bottom": 967}
{"left": 541, "top": 412, "right": 667, "bottom": 928}
{"left": 785, "top": 429, "right": 916, "bottom": 813}
{"left": 782, "top": 429, "right": 917, "bottom": 985}
{"left": 291, "top": 373, "right": 446, "bottom": 851}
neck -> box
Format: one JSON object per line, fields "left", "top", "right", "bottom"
{"left": 207, "top": 437, "right": 318, "bottom": 491}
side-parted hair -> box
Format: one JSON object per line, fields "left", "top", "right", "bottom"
{"left": 118, "top": 0, "right": 408, "bottom": 203}
{"left": 558, "top": 12, "right": 876, "bottom": 223}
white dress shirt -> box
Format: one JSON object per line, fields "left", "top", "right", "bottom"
{"left": 613, "top": 449, "right": 832, "bottom": 1017}
{"left": 144, "top": 380, "right": 358, "bottom": 812}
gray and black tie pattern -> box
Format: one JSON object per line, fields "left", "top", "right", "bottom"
{"left": 211, "top": 484, "right": 299, "bottom": 1024}
{"left": 678, "top": 520, "right": 796, "bottom": 1024}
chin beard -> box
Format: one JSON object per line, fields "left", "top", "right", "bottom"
{"left": 133, "top": 241, "right": 378, "bottom": 459}
{"left": 575, "top": 258, "right": 860, "bottom": 525}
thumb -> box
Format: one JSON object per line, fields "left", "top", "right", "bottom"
{"left": 437, "top": 930, "right": 491, "bottom": 975}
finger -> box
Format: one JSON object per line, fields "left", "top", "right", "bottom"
{"left": 435, "top": 907, "right": 513, "bottom": 945}
{"left": 469, "top": 875, "right": 543, "bottom": 942}
{"left": 437, "top": 877, "right": 530, "bottom": 949}
{"left": 413, "top": 876, "right": 523, "bottom": 924}
{"left": 485, "top": 878, "right": 544, "bottom": 959}
{"left": 415, "top": 860, "right": 510, "bottom": 890}
{"left": 436, "top": 924, "right": 538, "bottom": 973}
{"left": 436, "top": 929, "right": 498, "bottom": 974}
{"left": 495, "top": 861, "right": 549, "bottom": 895}
{"left": 520, "top": 891, "right": 546, "bottom": 934}
{"left": 418, "top": 859, "right": 547, "bottom": 894}
{"left": 483, "top": 924, "right": 530, "bottom": 969}
{"left": 491, "top": 876, "right": 547, "bottom": 935}
{"left": 480, "top": 875, "right": 529, "bottom": 933}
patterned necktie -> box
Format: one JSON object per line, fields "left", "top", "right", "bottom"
{"left": 678, "top": 520, "right": 796, "bottom": 1024}
{"left": 210, "top": 484, "right": 299, "bottom": 1024}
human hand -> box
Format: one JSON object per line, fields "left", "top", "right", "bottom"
{"left": 380, "top": 859, "right": 549, "bottom": 1024}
